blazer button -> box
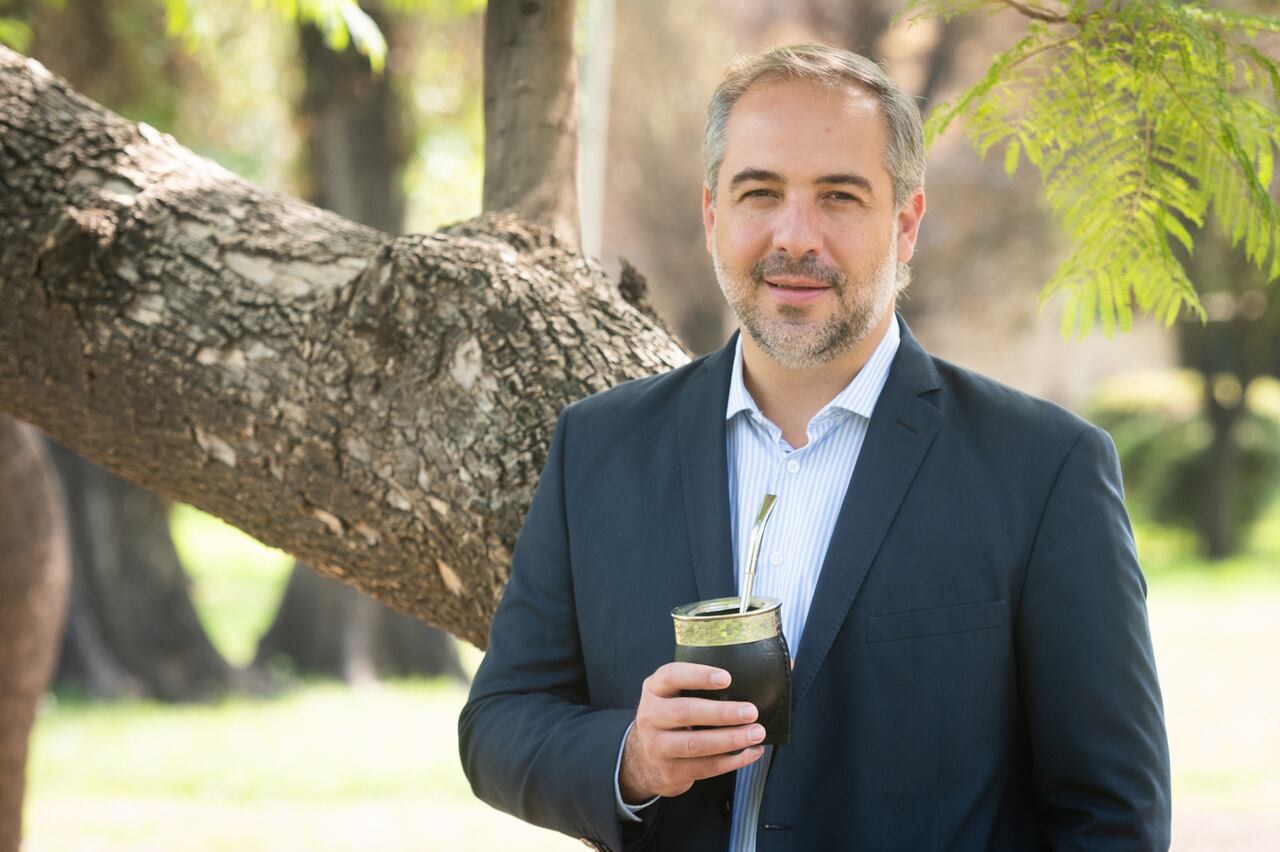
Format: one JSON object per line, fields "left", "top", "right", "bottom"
{"left": 722, "top": 799, "right": 732, "bottom": 820}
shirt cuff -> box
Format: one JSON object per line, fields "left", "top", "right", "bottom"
{"left": 614, "top": 720, "right": 659, "bottom": 822}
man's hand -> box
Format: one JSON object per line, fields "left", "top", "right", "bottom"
{"left": 619, "top": 662, "right": 766, "bottom": 803}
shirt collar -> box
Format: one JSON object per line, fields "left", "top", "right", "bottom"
{"left": 725, "top": 315, "right": 901, "bottom": 423}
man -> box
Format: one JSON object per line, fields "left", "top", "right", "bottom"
{"left": 459, "top": 44, "right": 1171, "bottom": 851}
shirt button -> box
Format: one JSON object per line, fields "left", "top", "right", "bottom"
{"left": 770, "top": 554, "right": 783, "bottom": 567}
{"left": 786, "top": 459, "right": 800, "bottom": 474}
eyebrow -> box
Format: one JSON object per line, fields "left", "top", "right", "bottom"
{"left": 728, "top": 168, "right": 875, "bottom": 196}
{"left": 816, "top": 173, "right": 875, "bottom": 195}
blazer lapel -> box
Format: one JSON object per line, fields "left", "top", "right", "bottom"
{"left": 791, "top": 319, "right": 944, "bottom": 706}
{"left": 677, "top": 336, "right": 738, "bottom": 603}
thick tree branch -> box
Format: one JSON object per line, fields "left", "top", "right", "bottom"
{"left": 482, "top": 0, "right": 582, "bottom": 247}
{"left": 0, "top": 47, "right": 688, "bottom": 647}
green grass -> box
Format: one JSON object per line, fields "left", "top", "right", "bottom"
{"left": 26, "top": 682, "right": 577, "bottom": 852}
{"left": 32, "top": 683, "right": 466, "bottom": 801}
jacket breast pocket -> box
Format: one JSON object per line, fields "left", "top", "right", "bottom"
{"left": 866, "top": 600, "right": 1008, "bottom": 643}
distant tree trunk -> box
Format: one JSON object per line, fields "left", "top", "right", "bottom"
{"left": 0, "top": 417, "right": 69, "bottom": 852}
{"left": 45, "top": 442, "right": 236, "bottom": 700}
{"left": 297, "top": 2, "right": 405, "bottom": 234}
{"left": 254, "top": 563, "right": 467, "bottom": 682}
{"left": 1201, "top": 385, "right": 1241, "bottom": 559}
{"left": 1179, "top": 220, "right": 1280, "bottom": 559}
{"left": 483, "top": 0, "right": 582, "bottom": 246}
{"left": 262, "top": 5, "right": 464, "bottom": 682}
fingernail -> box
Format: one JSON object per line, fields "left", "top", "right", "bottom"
{"left": 710, "top": 670, "right": 730, "bottom": 687}
{"left": 738, "top": 705, "right": 756, "bottom": 722}
{"left": 748, "top": 725, "right": 765, "bottom": 741}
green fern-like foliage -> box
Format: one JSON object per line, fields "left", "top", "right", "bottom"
{"left": 909, "top": 0, "right": 1280, "bottom": 338}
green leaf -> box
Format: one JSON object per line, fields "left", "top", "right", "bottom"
{"left": 0, "top": 17, "right": 32, "bottom": 51}
{"left": 1160, "top": 208, "right": 1195, "bottom": 255}
{"left": 1004, "top": 138, "right": 1021, "bottom": 176}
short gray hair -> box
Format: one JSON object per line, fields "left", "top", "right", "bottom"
{"left": 703, "top": 43, "right": 925, "bottom": 208}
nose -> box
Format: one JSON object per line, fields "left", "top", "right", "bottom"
{"left": 771, "top": 198, "right": 823, "bottom": 258}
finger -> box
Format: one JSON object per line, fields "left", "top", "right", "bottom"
{"left": 653, "top": 723, "right": 767, "bottom": 760}
{"left": 680, "top": 745, "right": 767, "bottom": 782}
{"left": 654, "top": 695, "right": 757, "bottom": 729}
{"left": 646, "top": 662, "right": 731, "bottom": 697}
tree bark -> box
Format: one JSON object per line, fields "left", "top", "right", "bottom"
{"left": 0, "top": 46, "right": 688, "bottom": 648}
{"left": 0, "top": 416, "right": 69, "bottom": 852}
{"left": 482, "top": 0, "right": 582, "bottom": 246}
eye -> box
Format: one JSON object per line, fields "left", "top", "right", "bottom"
{"left": 739, "top": 188, "right": 777, "bottom": 201}
{"left": 824, "top": 191, "right": 861, "bottom": 204}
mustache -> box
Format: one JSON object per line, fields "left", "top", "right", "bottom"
{"left": 750, "top": 253, "right": 847, "bottom": 289}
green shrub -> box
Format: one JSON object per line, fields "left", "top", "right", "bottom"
{"left": 1090, "top": 372, "right": 1280, "bottom": 541}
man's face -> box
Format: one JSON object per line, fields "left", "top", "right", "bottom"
{"left": 703, "top": 78, "right": 924, "bottom": 370}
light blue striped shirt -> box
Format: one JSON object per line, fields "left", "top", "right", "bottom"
{"left": 724, "top": 318, "right": 899, "bottom": 850}
{"left": 614, "top": 318, "right": 900, "bottom": 850}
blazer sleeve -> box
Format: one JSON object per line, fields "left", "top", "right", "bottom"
{"left": 458, "top": 407, "right": 650, "bottom": 852}
{"left": 1016, "top": 425, "right": 1172, "bottom": 850}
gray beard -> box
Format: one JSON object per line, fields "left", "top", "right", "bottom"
{"left": 712, "top": 233, "right": 898, "bottom": 370}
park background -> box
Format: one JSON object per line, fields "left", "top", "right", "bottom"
{"left": 1, "top": 0, "right": 1277, "bottom": 849}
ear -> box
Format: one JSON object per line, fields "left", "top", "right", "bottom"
{"left": 895, "top": 187, "right": 926, "bottom": 263}
{"left": 702, "top": 184, "right": 716, "bottom": 255}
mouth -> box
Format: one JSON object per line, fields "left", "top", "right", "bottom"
{"left": 765, "top": 276, "right": 831, "bottom": 304}
{"left": 765, "top": 275, "right": 829, "bottom": 290}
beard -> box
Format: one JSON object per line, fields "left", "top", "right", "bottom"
{"left": 712, "top": 227, "right": 899, "bottom": 370}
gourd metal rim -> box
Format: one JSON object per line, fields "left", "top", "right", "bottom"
{"left": 671, "top": 596, "right": 782, "bottom": 647}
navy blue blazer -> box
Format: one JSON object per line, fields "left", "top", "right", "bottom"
{"left": 459, "top": 318, "right": 1171, "bottom": 851}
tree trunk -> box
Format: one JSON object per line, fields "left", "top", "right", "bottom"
{"left": 1178, "top": 217, "right": 1280, "bottom": 559}
{"left": 297, "top": 3, "right": 405, "bottom": 234}
{"left": 45, "top": 442, "right": 236, "bottom": 699}
{"left": 1201, "top": 386, "right": 1240, "bottom": 559}
{"left": 0, "top": 46, "right": 687, "bottom": 648}
{"left": 254, "top": 562, "right": 467, "bottom": 682}
{"left": 0, "top": 416, "right": 70, "bottom": 852}
{"left": 482, "top": 0, "right": 582, "bottom": 246}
